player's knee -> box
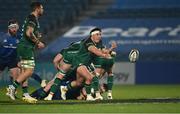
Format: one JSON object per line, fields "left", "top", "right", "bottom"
{"left": 86, "top": 75, "right": 93, "bottom": 83}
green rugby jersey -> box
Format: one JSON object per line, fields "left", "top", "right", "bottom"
{"left": 74, "top": 38, "right": 102, "bottom": 65}
{"left": 20, "top": 14, "right": 40, "bottom": 48}
{"left": 60, "top": 40, "right": 84, "bottom": 55}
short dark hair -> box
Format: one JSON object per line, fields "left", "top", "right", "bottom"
{"left": 30, "top": 1, "right": 42, "bottom": 11}
{"left": 90, "top": 27, "right": 101, "bottom": 35}
{"left": 8, "top": 19, "right": 18, "bottom": 26}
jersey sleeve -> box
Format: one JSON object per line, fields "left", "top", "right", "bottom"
{"left": 85, "top": 39, "right": 94, "bottom": 50}
{"left": 27, "top": 15, "right": 36, "bottom": 28}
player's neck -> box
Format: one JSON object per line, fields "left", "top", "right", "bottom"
{"left": 31, "top": 12, "right": 39, "bottom": 18}
{"left": 90, "top": 37, "right": 97, "bottom": 45}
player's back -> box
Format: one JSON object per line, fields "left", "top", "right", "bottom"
{"left": 20, "top": 14, "right": 40, "bottom": 48}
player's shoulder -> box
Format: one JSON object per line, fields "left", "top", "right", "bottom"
{"left": 0, "top": 32, "right": 9, "bottom": 39}
{"left": 0, "top": 32, "right": 7, "bottom": 36}
{"left": 84, "top": 37, "right": 94, "bottom": 44}
{"left": 27, "top": 14, "right": 36, "bottom": 22}
{"left": 84, "top": 38, "right": 94, "bottom": 48}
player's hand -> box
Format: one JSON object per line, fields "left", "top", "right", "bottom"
{"left": 111, "top": 41, "right": 117, "bottom": 49}
{"left": 103, "top": 53, "right": 112, "bottom": 59}
{"left": 37, "top": 33, "right": 42, "bottom": 38}
{"left": 37, "top": 42, "right": 45, "bottom": 49}
{"left": 102, "top": 49, "right": 109, "bottom": 54}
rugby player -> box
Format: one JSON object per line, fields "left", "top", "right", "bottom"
{"left": 0, "top": 19, "right": 20, "bottom": 84}
{"left": 92, "top": 41, "right": 117, "bottom": 99}
{"left": 45, "top": 27, "right": 111, "bottom": 101}
{"left": 8, "top": 2, "right": 45, "bottom": 102}
{"left": 0, "top": 19, "right": 45, "bottom": 101}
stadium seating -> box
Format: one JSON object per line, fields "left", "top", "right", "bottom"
{"left": 111, "top": 0, "right": 180, "bottom": 9}
{"left": 1, "top": 0, "right": 180, "bottom": 61}
{"left": 0, "top": 0, "right": 91, "bottom": 32}
{"left": 93, "top": 0, "right": 180, "bottom": 18}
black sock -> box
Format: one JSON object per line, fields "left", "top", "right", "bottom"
{"left": 31, "top": 73, "right": 42, "bottom": 84}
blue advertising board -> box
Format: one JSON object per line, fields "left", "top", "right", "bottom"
{"left": 40, "top": 18, "right": 180, "bottom": 61}
{"left": 136, "top": 61, "right": 180, "bottom": 84}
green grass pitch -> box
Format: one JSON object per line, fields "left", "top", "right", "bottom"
{"left": 0, "top": 85, "right": 180, "bottom": 113}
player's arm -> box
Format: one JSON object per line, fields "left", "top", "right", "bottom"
{"left": 26, "top": 26, "right": 40, "bottom": 44}
{"left": 53, "top": 53, "right": 63, "bottom": 70}
{"left": 102, "top": 41, "right": 117, "bottom": 54}
{"left": 26, "top": 26, "right": 45, "bottom": 48}
{"left": 88, "top": 45, "right": 110, "bottom": 58}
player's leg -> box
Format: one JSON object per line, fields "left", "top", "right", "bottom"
{"left": 8, "top": 68, "right": 33, "bottom": 100}
{"left": 60, "top": 67, "right": 79, "bottom": 100}
{"left": 104, "top": 58, "right": 115, "bottom": 100}
{"left": 31, "top": 79, "right": 54, "bottom": 99}
{"left": 107, "top": 67, "right": 114, "bottom": 100}
{"left": 97, "top": 57, "right": 115, "bottom": 100}
{"left": 31, "top": 73, "right": 47, "bottom": 87}
{"left": 7, "top": 67, "right": 19, "bottom": 86}
{"left": 76, "top": 87, "right": 86, "bottom": 100}
{"left": 76, "top": 65, "right": 96, "bottom": 101}
{"left": 9, "top": 67, "right": 19, "bottom": 81}
{"left": 31, "top": 73, "right": 42, "bottom": 84}
{"left": 22, "top": 80, "right": 28, "bottom": 96}
{"left": 43, "top": 79, "right": 54, "bottom": 93}
{"left": 92, "top": 59, "right": 106, "bottom": 100}
{"left": 0, "top": 63, "right": 12, "bottom": 96}
{"left": 9, "top": 66, "right": 34, "bottom": 96}
{"left": 6, "top": 61, "right": 19, "bottom": 99}
{"left": 45, "top": 50, "right": 74, "bottom": 100}
{"left": 21, "top": 80, "right": 37, "bottom": 103}
{"left": 30, "top": 87, "right": 46, "bottom": 100}
{"left": 8, "top": 46, "right": 35, "bottom": 100}
{"left": 87, "top": 64, "right": 103, "bottom": 100}
{"left": 44, "top": 60, "right": 71, "bottom": 100}
{"left": 60, "top": 72, "right": 84, "bottom": 100}
{"left": 8, "top": 59, "right": 20, "bottom": 79}
{"left": 92, "top": 74, "right": 103, "bottom": 100}
{"left": 15, "top": 66, "right": 37, "bottom": 103}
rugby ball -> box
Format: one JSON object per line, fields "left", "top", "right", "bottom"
{"left": 129, "top": 49, "right": 139, "bottom": 62}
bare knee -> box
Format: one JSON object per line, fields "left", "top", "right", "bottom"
{"left": 77, "top": 65, "right": 93, "bottom": 84}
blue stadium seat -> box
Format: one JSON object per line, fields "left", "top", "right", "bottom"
{"left": 0, "top": 0, "right": 90, "bottom": 32}
{"left": 111, "top": 0, "right": 180, "bottom": 9}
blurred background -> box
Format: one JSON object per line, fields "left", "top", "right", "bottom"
{"left": 0, "top": 0, "right": 180, "bottom": 85}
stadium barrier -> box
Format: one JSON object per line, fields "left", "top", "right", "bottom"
{"left": 1, "top": 61, "right": 180, "bottom": 86}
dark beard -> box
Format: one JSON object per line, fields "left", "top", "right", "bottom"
{"left": 9, "top": 31, "right": 16, "bottom": 36}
